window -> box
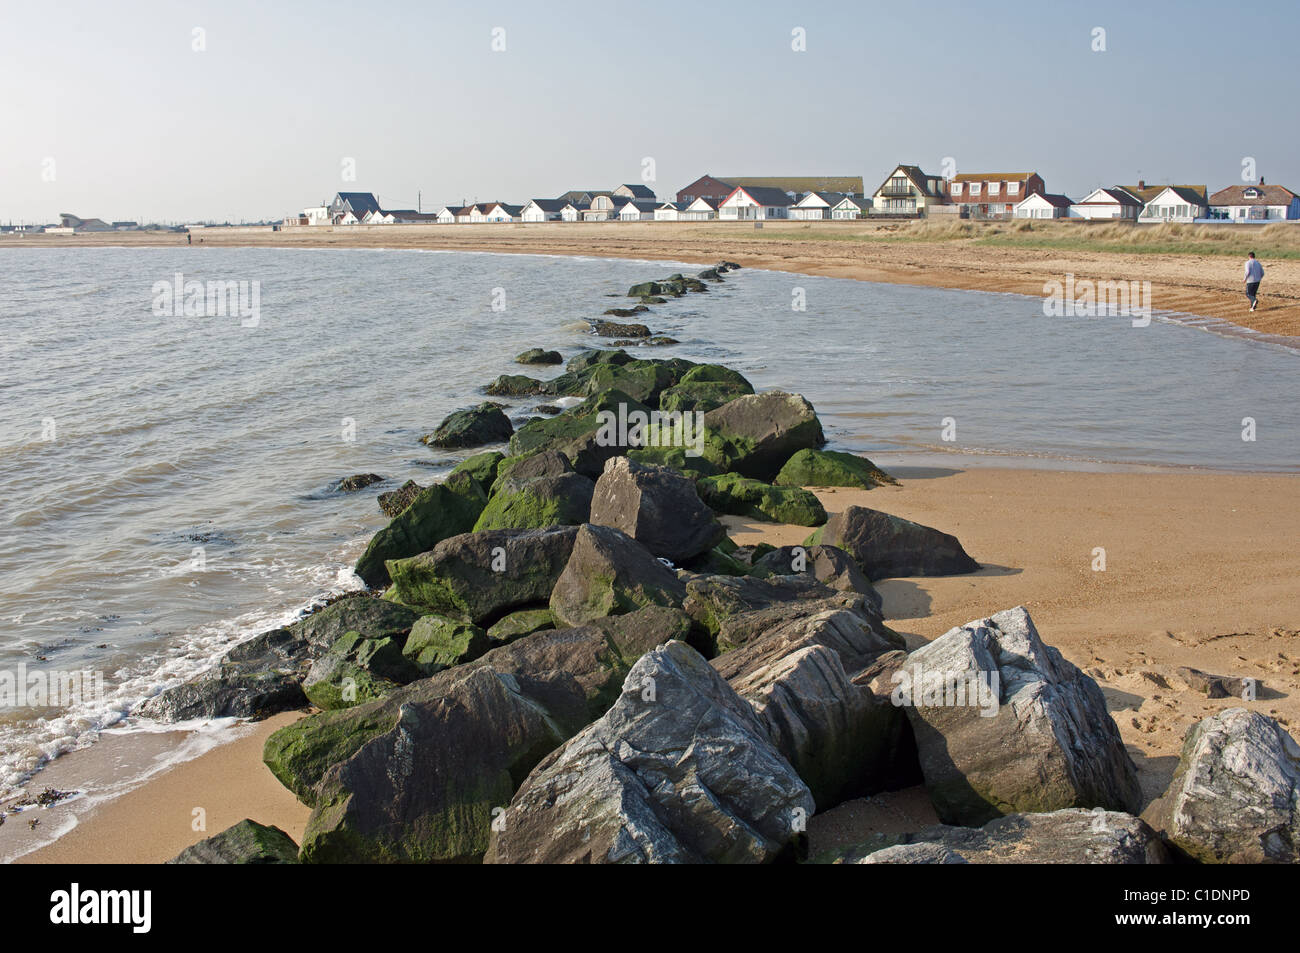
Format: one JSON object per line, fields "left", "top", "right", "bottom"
{"left": 988, "top": 182, "right": 1000, "bottom": 196}
{"left": 1008, "top": 181, "right": 1020, "bottom": 195}
{"left": 969, "top": 182, "right": 981, "bottom": 196}
{"left": 950, "top": 182, "right": 962, "bottom": 195}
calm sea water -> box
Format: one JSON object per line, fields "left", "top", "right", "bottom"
{"left": 1, "top": 246, "right": 1297, "bottom": 800}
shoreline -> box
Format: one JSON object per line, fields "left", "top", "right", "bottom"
{"left": 6, "top": 221, "right": 1299, "bottom": 342}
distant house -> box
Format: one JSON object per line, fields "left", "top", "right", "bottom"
{"left": 949, "top": 173, "right": 1045, "bottom": 219}
{"left": 486, "top": 203, "right": 523, "bottom": 222}
{"left": 58, "top": 213, "right": 114, "bottom": 232}
{"left": 1208, "top": 182, "right": 1300, "bottom": 222}
{"left": 582, "top": 194, "right": 619, "bottom": 221}
{"left": 1137, "top": 186, "right": 1208, "bottom": 222}
{"left": 870, "top": 165, "right": 948, "bottom": 216}
{"left": 718, "top": 186, "right": 793, "bottom": 220}
{"left": 617, "top": 199, "right": 658, "bottom": 221}
{"left": 719, "top": 175, "right": 865, "bottom": 196}
{"left": 680, "top": 197, "right": 719, "bottom": 221}
{"left": 560, "top": 202, "right": 590, "bottom": 222}
{"left": 329, "top": 192, "right": 381, "bottom": 224}
{"left": 1013, "top": 193, "right": 1072, "bottom": 219}
{"left": 654, "top": 202, "right": 685, "bottom": 221}
{"left": 1069, "top": 187, "right": 1143, "bottom": 220}
{"left": 790, "top": 191, "right": 849, "bottom": 220}
{"left": 676, "top": 175, "right": 735, "bottom": 206}
{"left": 614, "top": 183, "right": 657, "bottom": 201}
{"left": 112, "top": 221, "right": 139, "bottom": 230}
{"left": 435, "top": 206, "right": 462, "bottom": 224}
{"left": 456, "top": 204, "right": 490, "bottom": 224}
{"left": 521, "top": 199, "right": 567, "bottom": 222}
{"left": 557, "top": 190, "right": 600, "bottom": 205}
{"left": 831, "top": 195, "right": 871, "bottom": 219}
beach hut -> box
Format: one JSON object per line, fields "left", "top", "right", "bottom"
{"left": 718, "top": 186, "right": 793, "bottom": 220}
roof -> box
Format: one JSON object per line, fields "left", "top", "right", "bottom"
{"left": 493, "top": 204, "right": 524, "bottom": 216}
{"left": 617, "top": 184, "right": 656, "bottom": 198}
{"left": 833, "top": 195, "right": 870, "bottom": 210}
{"left": 335, "top": 192, "right": 381, "bottom": 214}
{"left": 528, "top": 199, "right": 568, "bottom": 212}
{"left": 727, "top": 185, "right": 795, "bottom": 207}
{"left": 1018, "top": 192, "right": 1072, "bottom": 208}
{"left": 1209, "top": 184, "right": 1298, "bottom": 206}
{"left": 562, "top": 201, "right": 591, "bottom": 210}
{"left": 952, "top": 172, "right": 1039, "bottom": 183}
{"left": 795, "top": 191, "right": 848, "bottom": 207}
{"left": 873, "top": 165, "right": 945, "bottom": 199}
{"left": 618, "top": 199, "right": 659, "bottom": 212}
{"left": 677, "top": 175, "right": 735, "bottom": 195}
{"left": 657, "top": 202, "right": 686, "bottom": 210}
{"left": 685, "top": 196, "right": 719, "bottom": 210}
{"left": 1150, "top": 186, "right": 1208, "bottom": 206}
{"left": 1119, "top": 184, "right": 1207, "bottom": 204}
{"left": 1075, "top": 187, "right": 1144, "bottom": 207}
{"left": 720, "top": 176, "right": 863, "bottom": 195}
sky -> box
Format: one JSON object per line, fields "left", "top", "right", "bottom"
{"left": 2, "top": 0, "right": 1298, "bottom": 223}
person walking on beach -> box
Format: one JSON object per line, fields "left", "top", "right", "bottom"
{"left": 1244, "top": 251, "right": 1264, "bottom": 311}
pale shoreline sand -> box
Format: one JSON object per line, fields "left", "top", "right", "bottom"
{"left": 14, "top": 463, "right": 1298, "bottom": 863}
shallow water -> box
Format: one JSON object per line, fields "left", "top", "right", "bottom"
{"left": 1, "top": 246, "right": 1296, "bottom": 800}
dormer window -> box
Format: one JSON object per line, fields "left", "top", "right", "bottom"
{"left": 988, "top": 182, "right": 1001, "bottom": 196}
{"left": 970, "top": 182, "right": 981, "bottom": 196}
{"left": 951, "top": 182, "right": 962, "bottom": 195}
{"left": 1244, "top": 188, "right": 1260, "bottom": 198}
{"left": 1008, "top": 181, "right": 1020, "bottom": 195}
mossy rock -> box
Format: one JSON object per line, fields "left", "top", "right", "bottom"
{"left": 472, "top": 473, "right": 593, "bottom": 532}
{"left": 484, "top": 374, "right": 547, "bottom": 397}
{"left": 485, "top": 607, "right": 555, "bottom": 644}
{"left": 302, "top": 630, "right": 419, "bottom": 710}
{"left": 566, "top": 348, "right": 633, "bottom": 373}
{"left": 507, "top": 389, "right": 654, "bottom": 477}
{"left": 402, "top": 615, "right": 491, "bottom": 675}
{"left": 515, "top": 348, "right": 562, "bottom": 365}
{"left": 626, "top": 445, "right": 721, "bottom": 480}
{"left": 698, "top": 473, "right": 828, "bottom": 526}
{"left": 263, "top": 702, "right": 400, "bottom": 807}
{"left": 421, "top": 403, "right": 513, "bottom": 449}
{"left": 658, "top": 380, "right": 752, "bottom": 414}
{"left": 353, "top": 472, "right": 487, "bottom": 587}
{"left": 627, "top": 281, "right": 662, "bottom": 297}
{"left": 774, "top": 448, "right": 898, "bottom": 489}
{"left": 169, "top": 819, "right": 300, "bottom": 864}
{"left": 448, "top": 451, "right": 504, "bottom": 495}
{"left": 679, "top": 364, "right": 753, "bottom": 390}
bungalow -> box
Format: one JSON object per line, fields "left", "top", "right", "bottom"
{"left": 1208, "top": 182, "right": 1300, "bottom": 222}
{"left": 718, "top": 185, "right": 793, "bottom": 220}
{"left": 614, "top": 183, "right": 656, "bottom": 201}
{"left": 435, "top": 206, "right": 462, "bottom": 224}
{"left": 654, "top": 202, "right": 685, "bottom": 221}
{"left": 328, "top": 192, "right": 381, "bottom": 224}
{"left": 560, "top": 202, "right": 590, "bottom": 222}
{"left": 617, "top": 199, "right": 658, "bottom": 221}
{"left": 680, "top": 197, "right": 719, "bottom": 221}
{"left": 676, "top": 175, "right": 734, "bottom": 206}
{"left": 1068, "top": 187, "right": 1143, "bottom": 220}
{"left": 1137, "top": 186, "right": 1208, "bottom": 222}
{"left": 582, "top": 193, "right": 619, "bottom": 221}
{"left": 949, "top": 173, "right": 1045, "bottom": 219}
{"left": 790, "top": 191, "right": 850, "bottom": 221}
{"left": 485, "top": 203, "right": 522, "bottom": 222}
{"left": 1013, "top": 193, "right": 1072, "bottom": 219}
{"left": 336, "top": 209, "right": 364, "bottom": 225}
{"left": 521, "top": 199, "right": 567, "bottom": 222}
{"left": 870, "top": 165, "right": 948, "bottom": 216}
{"left": 831, "top": 195, "right": 871, "bottom": 219}
{"left": 456, "top": 204, "right": 490, "bottom": 224}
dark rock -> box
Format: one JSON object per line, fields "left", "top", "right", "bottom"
{"left": 603, "top": 306, "right": 648, "bottom": 317}
{"left": 750, "top": 544, "right": 881, "bottom": 612}
{"left": 811, "top": 504, "right": 978, "bottom": 579}
{"left": 353, "top": 472, "right": 487, "bottom": 588}
{"left": 1176, "top": 666, "right": 1261, "bottom": 700}
{"left": 484, "top": 373, "right": 548, "bottom": 396}
{"left": 588, "top": 456, "right": 724, "bottom": 561}
{"left": 549, "top": 524, "right": 687, "bottom": 627}
{"left": 168, "top": 819, "right": 300, "bottom": 864}
{"left": 774, "top": 448, "right": 898, "bottom": 489}
{"left": 290, "top": 594, "right": 421, "bottom": 656}
{"left": 473, "top": 470, "right": 595, "bottom": 532}
{"left": 303, "top": 629, "right": 422, "bottom": 709}
{"left": 377, "top": 479, "right": 423, "bottom": 517}
{"left": 334, "top": 473, "right": 384, "bottom": 492}
{"left": 422, "top": 403, "right": 514, "bottom": 449}
{"left": 448, "top": 451, "right": 504, "bottom": 495}
{"left": 508, "top": 389, "right": 654, "bottom": 478}
{"left": 566, "top": 348, "right": 633, "bottom": 373}
{"left": 514, "top": 348, "right": 563, "bottom": 365}
{"left": 698, "top": 391, "right": 825, "bottom": 480}
{"left": 592, "top": 320, "right": 651, "bottom": 338}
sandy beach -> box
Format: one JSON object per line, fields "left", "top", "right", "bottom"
{"left": 15, "top": 463, "right": 1297, "bottom": 863}
{"left": 7, "top": 220, "right": 1299, "bottom": 341}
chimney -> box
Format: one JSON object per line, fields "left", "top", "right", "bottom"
{"left": 1260, "top": 176, "right": 1266, "bottom": 185}
{"left": 1138, "top": 180, "right": 1145, "bottom": 190}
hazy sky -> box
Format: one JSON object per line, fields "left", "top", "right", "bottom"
{"left": 3, "top": 0, "right": 1297, "bottom": 223}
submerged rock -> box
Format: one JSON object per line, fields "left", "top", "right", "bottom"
{"left": 334, "top": 473, "right": 384, "bottom": 492}
{"left": 485, "top": 641, "right": 815, "bottom": 864}
{"left": 514, "top": 348, "right": 563, "bottom": 365}
{"left": 422, "top": 403, "right": 514, "bottom": 449}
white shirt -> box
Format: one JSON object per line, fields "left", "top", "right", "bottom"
{"left": 1245, "top": 259, "right": 1264, "bottom": 282}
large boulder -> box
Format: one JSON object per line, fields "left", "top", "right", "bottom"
{"left": 682, "top": 573, "right": 851, "bottom": 643}
{"left": 385, "top": 526, "right": 579, "bottom": 625}
{"left": 472, "top": 469, "right": 595, "bottom": 532}
{"left": 811, "top": 505, "right": 978, "bottom": 579}
{"left": 302, "top": 630, "right": 422, "bottom": 710}
{"left": 897, "top": 607, "right": 1141, "bottom": 826}
{"left": 447, "top": 451, "right": 504, "bottom": 495}
{"left": 697, "top": 473, "right": 827, "bottom": 526}
{"left": 508, "top": 389, "right": 654, "bottom": 478}
{"left": 353, "top": 471, "right": 486, "bottom": 587}
{"left": 588, "top": 457, "right": 724, "bottom": 561}
{"left": 1148, "top": 708, "right": 1300, "bottom": 863}
{"left": 290, "top": 595, "right": 421, "bottom": 656}
{"left": 549, "top": 524, "right": 687, "bottom": 627}
{"left": 818, "top": 809, "right": 1168, "bottom": 865}
{"left": 581, "top": 361, "right": 678, "bottom": 406}
{"left": 750, "top": 544, "right": 881, "bottom": 612}
{"left": 138, "top": 627, "right": 310, "bottom": 722}
{"left": 422, "top": 403, "right": 514, "bottom": 449}
{"left": 774, "top": 448, "right": 898, "bottom": 489}
{"left": 566, "top": 348, "right": 633, "bottom": 374}
{"left": 697, "top": 391, "right": 825, "bottom": 480}
{"left": 485, "top": 641, "right": 815, "bottom": 864}
{"left": 168, "top": 820, "right": 300, "bottom": 864}
{"left": 658, "top": 365, "right": 753, "bottom": 414}
{"left": 401, "top": 614, "right": 491, "bottom": 675}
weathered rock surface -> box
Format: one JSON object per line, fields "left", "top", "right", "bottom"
{"left": 303, "top": 629, "right": 421, "bottom": 709}
{"left": 292, "top": 595, "right": 422, "bottom": 656}
{"left": 334, "top": 473, "right": 384, "bottom": 492}
{"left": 697, "top": 473, "right": 827, "bottom": 526}
{"left": 377, "top": 479, "right": 423, "bottom": 517}
{"left": 683, "top": 572, "right": 852, "bottom": 642}
{"left": 485, "top": 641, "right": 815, "bottom": 864}
{"left": 168, "top": 819, "right": 300, "bottom": 864}
{"left": 750, "top": 544, "right": 882, "bottom": 612}
{"left": 698, "top": 391, "right": 825, "bottom": 480}
{"left": 485, "top": 607, "right": 554, "bottom": 644}
{"left": 1148, "top": 708, "right": 1299, "bottom": 863}
{"left": 811, "top": 504, "right": 979, "bottom": 579}
{"left": 401, "top": 614, "right": 491, "bottom": 675}
{"left": 819, "top": 809, "right": 1168, "bottom": 865}
{"left": 1176, "top": 667, "right": 1261, "bottom": 700}
{"left": 898, "top": 607, "right": 1142, "bottom": 826}
{"left": 353, "top": 472, "right": 487, "bottom": 587}
{"left": 422, "top": 403, "right": 514, "bottom": 449}
{"left": 549, "top": 524, "right": 687, "bottom": 627}
{"left": 508, "top": 389, "right": 653, "bottom": 477}
{"left": 385, "top": 525, "right": 579, "bottom": 625}
{"left": 472, "top": 469, "right": 595, "bottom": 532}
{"left": 588, "top": 457, "right": 725, "bottom": 561}
{"left": 774, "top": 448, "right": 897, "bottom": 489}
{"left": 515, "top": 348, "right": 563, "bottom": 365}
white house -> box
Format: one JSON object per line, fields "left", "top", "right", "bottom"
{"left": 654, "top": 202, "right": 685, "bottom": 221}
{"left": 617, "top": 199, "right": 657, "bottom": 221}
{"left": 718, "top": 186, "right": 793, "bottom": 220}
{"left": 521, "top": 199, "right": 567, "bottom": 222}
{"left": 1138, "top": 187, "right": 1208, "bottom": 222}
{"left": 680, "top": 197, "right": 718, "bottom": 221}
{"left": 303, "top": 206, "right": 331, "bottom": 226}
{"left": 485, "top": 203, "right": 522, "bottom": 222}
{"left": 1208, "top": 183, "right": 1300, "bottom": 222}
{"left": 435, "top": 206, "right": 461, "bottom": 224}
{"left": 582, "top": 194, "right": 619, "bottom": 221}
{"left": 336, "top": 209, "right": 364, "bottom": 225}
{"left": 1068, "top": 187, "right": 1143, "bottom": 220}
{"left": 831, "top": 196, "right": 870, "bottom": 219}
{"left": 613, "top": 183, "right": 656, "bottom": 202}
{"left": 560, "top": 202, "right": 589, "bottom": 222}
{"left": 790, "top": 191, "right": 847, "bottom": 220}
{"left": 1013, "top": 192, "right": 1073, "bottom": 219}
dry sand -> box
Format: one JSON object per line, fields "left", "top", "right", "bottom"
{"left": 9, "top": 221, "right": 1300, "bottom": 340}
{"left": 16, "top": 465, "right": 1297, "bottom": 863}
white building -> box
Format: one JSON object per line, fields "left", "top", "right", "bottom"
{"left": 1068, "top": 187, "right": 1143, "bottom": 220}
{"left": 790, "top": 191, "right": 848, "bottom": 220}
{"left": 831, "top": 196, "right": 870, "bottom": 219}
{"left": 680, "top": 197, "right": 718, "bottom": 221}
{"left": 1138, "top": 187, "right": 1208, "bottom": 222}
{"left": 1208, "top": 183, "right": 1300, "bottom": 222}
{"left": 582, "top": 194, "right": 619, "bottom": 221}
{"left": 1012, "top": 192, "right": 1073, "bottom": 219}
{"left": 560, "top": 202, "right": 589, "bottom": 222}
{"left": 485, "top": 203, "right": 522, "bottom": 222}
{"left": 718, "top": 186, "right": 793, "bottom": 220}
{"left": 521, "top": 199, "right": 567, "bottom": 222}
{"left": 654, "top": 202, "right": 684, "bottom": 221}
{"left": 435, "top": 206, "right": 461, "bottom": 224}
{"left": 617, "top": 199, "right": 657, "bottom": 221}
